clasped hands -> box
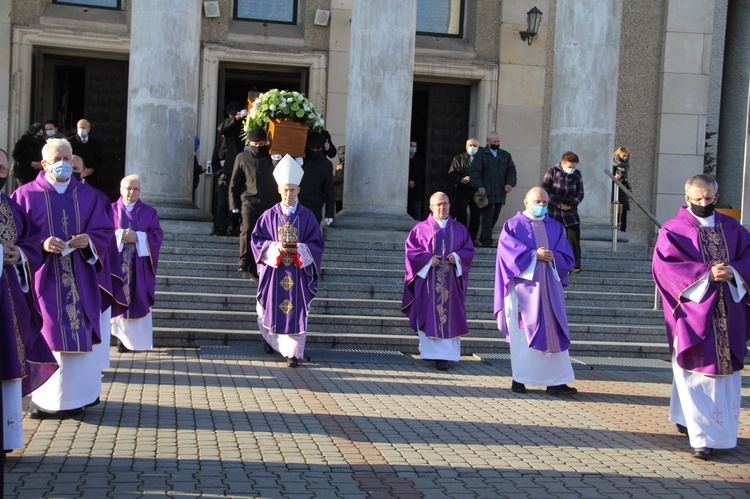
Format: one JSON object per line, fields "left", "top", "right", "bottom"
{"left": 43, "top": 234, "right": 91, "bottom": 254}
{"left": 121, "top": 229, "right": 138, "bottom": 244}
{"left": 431, "top": 254, "right": 456, "bottom": 267}
{"left": 709, "top": 263, "right": 734, "bottom": 283}
{"left": 2, "top": 243, "right": 21, "bottom": 266}
{"left": 536, "top": 247, "right": 554, "bottom": 262}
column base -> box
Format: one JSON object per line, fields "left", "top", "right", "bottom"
{"left": 325, "top": 209, "right": 417, "bottom": 243}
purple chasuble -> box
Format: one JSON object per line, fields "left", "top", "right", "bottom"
{"left": 85, "top": 181, "right": 128, "bottom": 316}
{"left": 0, "top": 193, "right": 58, "bottom": 395}
{"left": 401, "top": 215, "right": 475, "bottom": 339}
{"left": 11, "top": 171, "right": 113, "bottom": 352}
{"left": 112, "top": 199, "right": 163, "bottom": 319}
{"left": 251, "top": 203, "right": 324, "bottom": 334}
{"left": 494, "top": 212, "right": 574, "bottom": 352}
{"left": 653, "top": 207, "right": 750, "bottom": 375}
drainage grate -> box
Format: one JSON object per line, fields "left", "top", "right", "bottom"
{"left": 200, "top": 345, "right": 412, "bottom": 364}
{"left": 473, "top": 352, "right": 671, "bottom": 371}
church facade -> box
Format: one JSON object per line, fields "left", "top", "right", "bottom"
{"left": 1, "top": 0, "right": 747, "bottom": 245}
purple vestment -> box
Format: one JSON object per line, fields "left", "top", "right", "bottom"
{"left": 0, "top": 193, "right": 57, "bottom": 395}
{"left": 251, "top": 203, "right": 324, "bottom": 334}
{"left": 494, "top": 212, "right": 574, "bottom": 352}
{"left": 11, "top": 171, "right": 114, "bottom": 352}
{"left": 84, "top": 180, "right": 128, "bottom": 317}
{"left": 653, "top": 207, "right": 750, "bottom": 375}
{"left": 401, "top": 215, "right": 475, "bottom": 339}
{"left": 111, "top": 198, "right": 163, "bottom": 319}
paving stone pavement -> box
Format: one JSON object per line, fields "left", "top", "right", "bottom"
{"left": 3, "top": 348, "right": 749, "bottom": 498}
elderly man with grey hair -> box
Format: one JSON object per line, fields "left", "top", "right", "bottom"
{"left": 653, "top": 174, "right": 750, "bottom": 460}
{"left": 110, "top": 174, "right": 163, "bottom": 353}
{"left": 11, "top": 138, "right": 112, "bottom": 419}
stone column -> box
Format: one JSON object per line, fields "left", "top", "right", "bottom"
{"left": 126, "top": 0, "right": 209, "bottom": 225}
{"left": 548, "top": 0, "right": 622, "bottom": 225}
{"left": 742, "top": 82, "right": 750, "bottom": 230}
{"left": 332, "top": 0, "right": 417, "bottom": 237}
{"left": 717, "top": 0, "right": 750, "bottom": 209}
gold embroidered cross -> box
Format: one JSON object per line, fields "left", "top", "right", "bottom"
{"left": 279, "top": 299, "right": 294, "bottom": 314}
{"left": 280, "top": 276, "right": 295, "bottom": 291}
{"left": 282, "top": 253, "right": 294, "bottom": 266}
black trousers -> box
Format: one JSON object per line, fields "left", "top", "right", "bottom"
{"left": 479, "top": 202, "right": 503, "bottom": 245}
{"left": 451, "top": 190, "right": 480, "bottom": 241}
{"left": 565, "top": 224, "right": 581, "bottom": 270}
{"left": 238, "top": 204, "right": 260, "bottom": 275}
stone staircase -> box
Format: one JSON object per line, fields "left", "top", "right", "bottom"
{"left": 152, "top": 232, "right": 671, "bottom": 360}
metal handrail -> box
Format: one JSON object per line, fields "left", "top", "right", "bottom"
{"left": 604, "top": 169, "right": 663, "bottom": 310}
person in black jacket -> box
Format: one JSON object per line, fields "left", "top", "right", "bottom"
{"left": 322, "top": 129, "right": 337, "bottom": 160}
{"left": 215, "top": 102, "right": 247, "bottom": 236}
{"left": 448, "top": 138, "right": 481, "bottom": 241}
{"left": 469, "top": 131, "right": 517, "bottom": 246}
{"left": 299, "top": 131, "right": 335, "bottom": 225}
{"left": 68, "top": 119, "right": 105, "bottom": 193}
{"left": 11, "top": 123, "right": 45, "bottom": 186}
{"left": 407, "top": 140, "right": 426, "bottom": 220}
{"left": 229, "top": 127, "right": 279, "bottom": 279}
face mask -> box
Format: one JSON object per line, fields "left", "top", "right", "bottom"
{"left": 409, "top": 147, "right": 417, "bottom": 154}
{"left": 46, "top": 130, "right": 55, "bottom": 137}
{"left": 530, "top": 204, "right": 547, "bottom": 217}
{"left": 0, "top": 177, "right": 6, "bottom": 190}
{"left": 690, "top": 202, "right": 715, "bottom": 218}
{"left": 49, "top": 160, "right": 72, "bottom": 179}
{"left": 250, "top": 145, "right": 269, "bottom": 157}
{"left": 72, "top": 172, "right": 82, "bottom": 181}
{"left": 563, "top": 167, "right": 576, "bottom": 175}
{"left": 78, "top": 128, "right": 88, "bottom": 138}
{"left": 489, "top": 144, "right": 499, "bottom": 151}
{"left": 467, "top": 146, "right": 478, "bottom": 156}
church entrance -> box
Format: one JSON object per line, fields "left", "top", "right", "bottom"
{"left": 411, "top": 82, "right": 471, "bottom": 217}
{"left": 33, "top": 52, "right": 129, "bottom": 201}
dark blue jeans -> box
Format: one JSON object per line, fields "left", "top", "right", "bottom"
{"left": 214, "top": 185, "right": 229, "bottom": 233}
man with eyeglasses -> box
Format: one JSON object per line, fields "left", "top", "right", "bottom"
{"left": 402, "top": 192, "right": 475, "bottom": 371}
{"left": 653, "top": 174, "right": 750, "bottom": 460}
{"left": 110, "top": 174, "right": 163, "bottom": 353}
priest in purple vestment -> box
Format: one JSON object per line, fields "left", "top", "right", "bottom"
{"left": 495, "top": 187, "right": 577, "bottom": 396}
{"left": 111, "top": 174, "right": 163, "bottom": 352}
{"left": 653, "top": 174, "right": 750, "bottom": 460}
{"left": 11, "top": 138, "right": 113, "bottom": 419}
{"left": 402, "top": 192, "right": 475, "bottom": 370}
{"left": 1, "top": 148, "right": 57, "bottom": 450}
{"left": 251, "top": 154, "right": 324, "bottom": 368}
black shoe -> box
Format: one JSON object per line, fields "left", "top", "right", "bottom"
{"left": 435, "top": 360, "right": 448, "bottom": 371}
{"left": 116, "top": 341, "right": 131, "bottom": 353}
{"left": 248, "top": 272, "right": 259, "bottom": 281}
{"left": 511, "top": 380, "right": 527, "bottom": 393}
{"left": 227, "top": 226, "right": 238, "bottom": 237}
{"left": 27, "top": 403, "right": 57, "bottom": 420}
{"left": 691, "top": 447, "right": 712, "bottom": 460}
{"left": 85, "top": 397, "right": 100, "bottom": 408}
{"left": 546, "top": 384, "right": 578, "bottom": 396}
{"left": 287, "top": 357, "right": 299, "bottom": 368}
{"left": 237, "top": 265, "right": 248, "bottom": 273}
{"left": 676, "top": 423, "right": 688, "bottom": 436}
{"left": 214, "top": 229, "right": 227, "bottom": 236}
{"left": 262, "top": 339, "right": 274, "bottom": 354}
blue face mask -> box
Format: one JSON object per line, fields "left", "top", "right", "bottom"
{"left": 49, "top": 160, "right": 73, "bottom": 180}
{"left": 530, "top": 204, "right": 547, "bottom": 217}
{"left": 467, "top": 146, "right": 478, "bottom": 156}
{"left": 409, "top": 147, "right": 417, "bottom": 154}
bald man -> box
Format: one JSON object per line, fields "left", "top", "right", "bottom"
{"left": 494, "top": 187, "right": 578, "bottom": 396}
{"left": 68, "top": 118, "right": 104, "bottom": 191}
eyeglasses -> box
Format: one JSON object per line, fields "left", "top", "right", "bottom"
{"left": 122, "top": 187, "right": 140, "bottom": 192}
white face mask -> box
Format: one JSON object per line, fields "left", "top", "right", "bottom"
{"left": 563, "top": 167, "right": 575, "bottom": 175}
{"left": 467, "top": 146, "right": 478, "bottom": 156}
{"left": 46, "top": 130, "right": 55, "bottom": 137}
{"left": 78, "top": 128, "right": 88, "bottom": 138}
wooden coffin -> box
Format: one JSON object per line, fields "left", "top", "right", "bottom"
{"left": 268, "top": 119, "right": 309, "bottom": 157}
